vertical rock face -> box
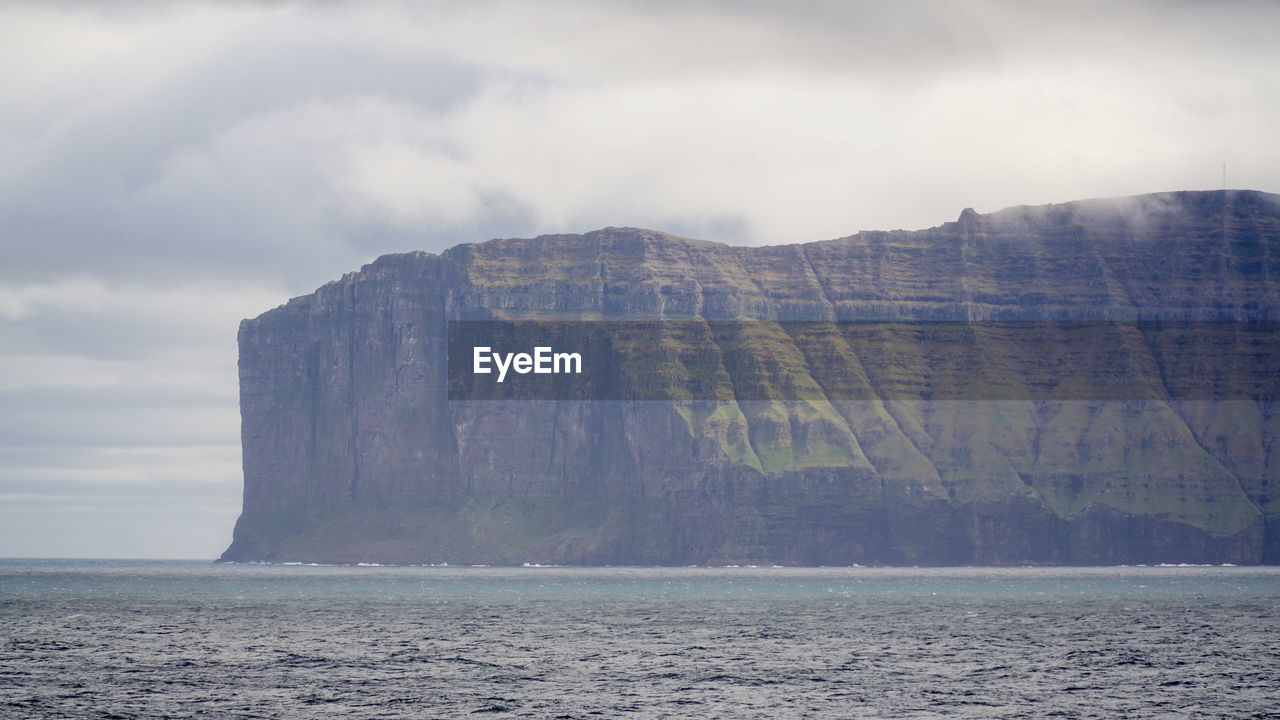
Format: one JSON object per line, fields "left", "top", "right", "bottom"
{"left": 222, "top": 190, "right": 1280, "bottom": 565}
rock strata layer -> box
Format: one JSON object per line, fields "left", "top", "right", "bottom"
{"left": 222, "top": 190, "right": 1280, "bottom": 565}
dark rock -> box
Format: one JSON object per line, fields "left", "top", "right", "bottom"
{"left": 221, "top": 190, "right": 1280, "bottom": 565}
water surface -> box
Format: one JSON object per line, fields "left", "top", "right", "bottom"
{"left": 2, "top": 561, "right": 1278, "bottom": 718}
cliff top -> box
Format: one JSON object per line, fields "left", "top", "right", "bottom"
{"left": 258, "top": 189, "right": 1280, "bottom": 323}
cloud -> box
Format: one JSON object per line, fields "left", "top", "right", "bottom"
{"left": 0, "top": 280, "right": 258, "bottom": 555}
{"left": 4, "top": 1, "right": 1277, "bottom": 284}
{"left": 0, "top": 278, "right": 282, "bottom": 357}
{"left": 0, "top": 493, "right": 241, "bottom": 558}
{"left": 0, "top": 445, "right": 241, "bottom": 487}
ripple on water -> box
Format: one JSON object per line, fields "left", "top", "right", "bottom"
{"left": 0, "top": 562, "right": 1278, "bottom": 718}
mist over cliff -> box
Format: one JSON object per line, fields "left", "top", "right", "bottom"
{"left": 222, "top": 190, "right": 1280, "bottom": 565}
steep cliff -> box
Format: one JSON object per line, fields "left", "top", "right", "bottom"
{"left": 222, "top": 190, "right": 1280, "bottom": 565}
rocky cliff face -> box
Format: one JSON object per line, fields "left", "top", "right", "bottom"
{"left": 222, "top": 190, "right": 1280, "bottom": 565}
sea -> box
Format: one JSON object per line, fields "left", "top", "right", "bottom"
{"left": 1, "top": 562, "right": 1277, "bottom": 719}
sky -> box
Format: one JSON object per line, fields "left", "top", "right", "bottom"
{"left": 2, "top": 1, "right": 1278, "bottom": 558}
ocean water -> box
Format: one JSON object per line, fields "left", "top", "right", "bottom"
{"left": 1, "top": 562, "right": 1278, "bottom": 719}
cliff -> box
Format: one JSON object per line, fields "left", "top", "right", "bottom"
{"left": 221, "top": 190, "right": 1280, "bottom": 565}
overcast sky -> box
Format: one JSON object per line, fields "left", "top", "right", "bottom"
{"left": 2, "top": 1, "right": 1278, "bottom": 558}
